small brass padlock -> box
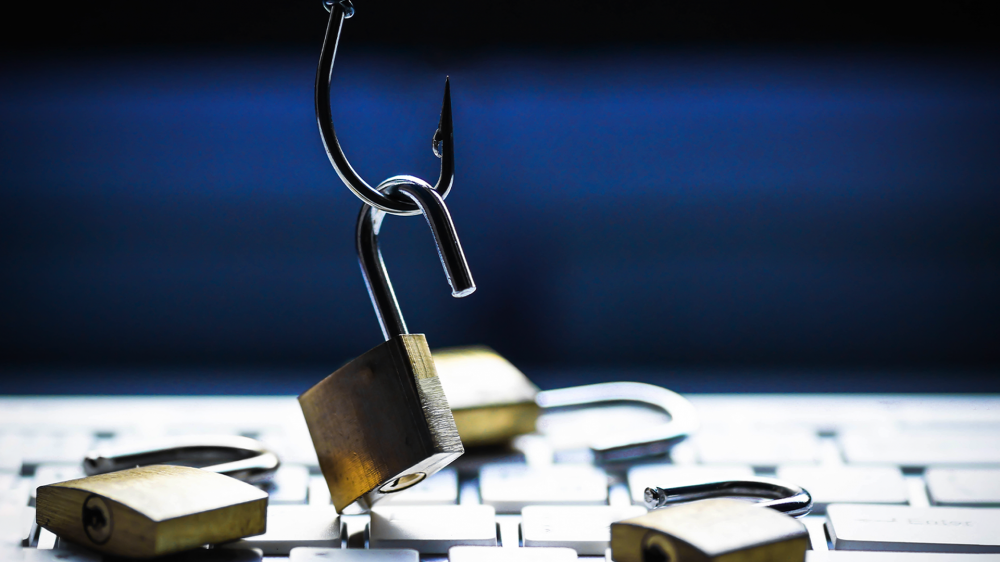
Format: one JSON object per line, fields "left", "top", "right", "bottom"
{"left": 432, "top": 346, "right": 542, "bottom": 446}
{"left": 301, "top": 180, "right": 472, "bottom": 512}
{"left": 35, "top": 465, "right": 267, "bottom": 558}
{"left": 611, "top": 477, "right": 812, "bottom": 562}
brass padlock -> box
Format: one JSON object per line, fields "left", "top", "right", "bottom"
{"left": 432, "top": 346, "right": 542, "bottom": 446}
{"left": 611, "top": 477, "right": 813, "bottom": 562}
{"left": 432, "top": 346, "right": 699, "bottom": 461}
{"left": 35, "top": 465, "right": 267, "bottom": 558}
{"left": 300, "top": 179, "right": 473, "bottom": 512}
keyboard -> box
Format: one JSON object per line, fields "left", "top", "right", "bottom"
{"left": 2, "top": 394, "right": 1000, "bottom": 561}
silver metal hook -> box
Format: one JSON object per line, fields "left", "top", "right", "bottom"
{"left": 316, "top": 0, "right": 455, "bottom": 216}
{"left": 83, "top": 435, "right": 280, "bottom": 484}
{"left": 536, "top": 382, "right": 700, "bottom": 463}
{"left": 645, "top": 476, "right": 813, "bottom": 518}
{"left": 357, "top": 177, "right": 475, "bottom": 340}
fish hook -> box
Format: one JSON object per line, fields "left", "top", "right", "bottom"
{"left": 317, "top": 0, "right": 455, "bottom": 216}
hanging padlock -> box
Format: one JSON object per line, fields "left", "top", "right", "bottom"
{"left": 35, "top": 465, "right": 268, "bottom": 558}
{"left": 300, "top": 178, "right": 472, "bottom": 512}
{"left": 611, "top": 477, "right": 813, "bottom": 562}
{"left": 431, "top": 346, "right": 699, "bottom": 461}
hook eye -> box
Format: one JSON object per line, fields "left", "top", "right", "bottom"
{"left": 644, "top": 476, "right": 813, "bottom": 518}
{"left": 536, "top": 382, "right": 700, "bottom": 463}
{"left": 323, "top": 0, "right": 354, "bottom": 17}
{"left": 83, "top": 435, "right": 280, "bottom": 484}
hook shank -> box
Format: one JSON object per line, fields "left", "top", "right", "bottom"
{"left": 357, "top": 177, "right": 475, "bottom": 340}
{"left": 316, "top": 2, "right": 455, "bottom": 215}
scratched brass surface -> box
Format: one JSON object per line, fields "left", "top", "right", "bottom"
{"left": 433, "top": 346, "right": 541, "bottom": 446}
{"left": 611, "top": 498, "right": 808, "bottom": 562}
{"left": 300, "top": 334, "right": 464, "bottom": 512}
{"left": 35, "top": 465, "right": 267, "bottom": 558}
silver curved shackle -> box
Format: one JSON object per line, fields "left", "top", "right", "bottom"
{"left": 645, "top": 476, "right": 813, "bottom": 518}
{"left": 536, "top": 382, "right": 700, "bottom": 463}
{"left": 317, "top": 0, "right": 455, "bottom": 216}
{"left": 83, "top": 435, "right": 280, "bottom": 484}
{"left": 357, "top": 176, "right": 475, "bottom": 340}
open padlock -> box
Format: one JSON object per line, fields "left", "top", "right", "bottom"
{"left": 432, "top": 346, "right": 700, "bottom": 462}
{"left": 300, "top": 178, "right": 472, "bottom": 512}
{"left": 611, "top": 477, "right": 813, "bottom": 562}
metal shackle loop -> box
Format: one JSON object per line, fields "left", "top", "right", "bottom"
{"left": 316, "top": 1, "right": 455, "bottom": 215}
{"left": 536, "top": 382, "right": 700, "bottom": 463}
{"left": 83, "top": 435, "right": 280, "bottom": 484}
{"left": 357, "top": 177, "right": 475, "bottom": 340}
{"left": 644, "top": 476, "right": 813, "bottom": 518}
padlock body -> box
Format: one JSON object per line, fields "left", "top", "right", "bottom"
{"left": 35, "top": 465, "right": 267, "bottom": 558}
{"left": 300, "top": 334, "right": 463, "bottom": 512}
{"left": 611, "top": 498, "right": 808, "bottom": 562}
{"left": 433, "top": 346, "right": 541, "bottom": 446}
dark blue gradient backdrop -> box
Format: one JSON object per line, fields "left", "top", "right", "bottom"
{"left": 2, "top": 47, "right": 998, "bottom": 392}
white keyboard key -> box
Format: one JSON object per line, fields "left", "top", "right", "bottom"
{"left": 521, "top": 505, "right": 646, "bottom": 555}
{"left": 37, "top": 528, "right": 57, "bottom": 550}
{"left": 22, "top": 549, "right": 102, "bottom": 561}
{"left": 0, "top": 434, "right": 24, "bottom": 472}
{"left": 826, "top": 504, "right": 1000, "bottom": 552}
{"left": 266, "top": 464, "right": 310, "bottom": 504}
{"left": 21, "top": 506, "right": 36, "bottom": 546}
{"left": 926, "top": 468, "right": 1000, "bottom": 506}
{"left": 0, "top": 502, "right": 27, "bottom": 546}
{"left": 693, "top": 427, "right": 821, "bottom": 465}
{"left": 538, "top": 405, "right": 671, "bottom": 451}
{"left": 291, "top": 548, "right": 418, "bottom": 561}
{"left": 479, "top": 464, "right": 607, "bottom": 513}
{"left": 840, "top": 428, "right": 1000, "bottom": 467}
{"left": 260, "top": 428, "right": 320, "bottom": 467}
{"left": 369, "top": 505, "right": 496, "bottom": 553}
{"left": 380, "top": 469, "right": 458, "bottom": 505}
{"left": 310, "top": 475, "right": 332, "bottom": 506}
{"left": 223, "top": 505, "right": 340, "bottom": 555}
{"left": 777, "top": 466, "right": 908, "bottom": 511}
{"left": 450, "top": 546, "right": 579, "bottom": 561}
{"left": 627, "top": 464, "right": 754, "bottom": 505}
{"left": 20, "top": 431, "right": 93, "bottom": 466}
{"left": 807, "top": 553, "right": 1000, "bottom": 561}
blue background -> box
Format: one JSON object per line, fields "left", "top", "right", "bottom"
{"left": 2, "top": 45, "right": 998, "bottom": 393}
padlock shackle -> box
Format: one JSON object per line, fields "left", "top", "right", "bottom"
{"left": 83, "top": 435, "right": 280, "bottom": 484}
{"left": 357, "top": 176, "right": 475, "bottom": 340}
{"left": 644, "top": 476, "right": 813, "bottom": 518}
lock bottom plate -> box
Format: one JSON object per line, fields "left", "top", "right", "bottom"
{"left": 300, "top": 334, "right": 464, "bottom": 513}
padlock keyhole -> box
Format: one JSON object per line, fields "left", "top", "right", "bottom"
{"left": 82, "top": 495, "right": 113, "bottom": 544}
{"left": 379, "top": 472, "right": 426, "bottom": 493}
{"left": 643, "top": 544, "right": 671, "bottom": 562}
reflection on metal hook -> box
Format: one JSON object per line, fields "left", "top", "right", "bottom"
{"left": 316, "top": 1, "right": 455, "bottom": 215}
{"left": 357, "top": 178, "right": 475, "bottom": 340}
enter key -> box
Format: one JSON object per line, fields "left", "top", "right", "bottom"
{"left": 826, "top": 504, "right": 1000, "bottom": 553}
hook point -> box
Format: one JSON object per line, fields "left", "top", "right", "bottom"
{"left": 432, "top": 78, "right": 453, "bottom": 159}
